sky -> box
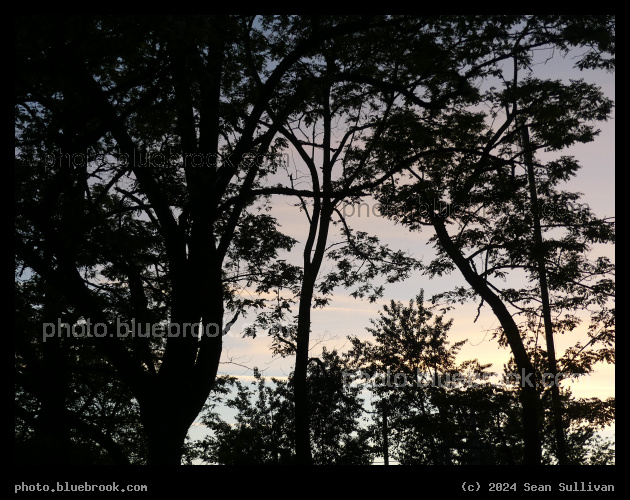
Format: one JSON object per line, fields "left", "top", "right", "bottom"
{"left": 190, "top": 47, "right": 615, "bottom": 446}
{"left": 15, "top": 18, "right": 614, "bottom": 469}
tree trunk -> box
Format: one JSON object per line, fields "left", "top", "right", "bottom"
{"left": 142, "top": 388, "right": 198, "bottom": 466}
{"left": 146, "top": 423, "right": 189, "bottom": 466}
{"left": 432, "top": 215, "right": 542, "bottom": 465}
{"left": 39, "top": 305, "right": 70, "bottom": 464}
{"left": 382, "top": 400, "right": 389, "bottom": 465}
{"left": 293, "top": 197, "right": 334, "bottom": 465}
{"left": 521, "top": 125, "right": 569, "bottom": 465}
{"left": 294, "top": 273, "right": 316, "bottom": 465}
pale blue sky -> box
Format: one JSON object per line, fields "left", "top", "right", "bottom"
{"left": 216, "top": 50, "right": 615, "bottom": 388}
{"left": 200, "top": 48, "right": 615, "bottom": 452}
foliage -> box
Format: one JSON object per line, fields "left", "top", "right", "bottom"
{"left": 15, "top": 274, "right": 146, "bottom": 465}
{"left": 15, "top": 14, "right": 614, "bottom": 465}
{"left": 347, "top": 293, "right": 613, "bottom": 464}
{"left": 346, "top": 292, "right": 520, "bottom": 464}
{"left": 191, "top": 350, "right": 374, "bottom": 465}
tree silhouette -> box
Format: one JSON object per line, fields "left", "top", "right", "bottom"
{"left": 371, "top": 17, "right": 614, "bottom": 464}
{"left": 192, "top": 349, "right": 373, "bottom": 465}
{"left": 15, "top": 15, "right": 614, "bottom": 466}
{"left": 15, "top": 15, "right": 385, "bottom": 464}
{"left": 346, "top": 292, "right": 514, "bottom": 464}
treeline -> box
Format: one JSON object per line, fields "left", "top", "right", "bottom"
{"left": 184, "top": 293, "right": 613, "bottom": 465}
{"left": 15, "top": 15, "right": 614, "bottom": 465}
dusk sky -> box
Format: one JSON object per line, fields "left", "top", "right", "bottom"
{"left": 196, "top": 47, "right": 615, "bottom": 441}
{"left": 15, "top": 14, "right": 615, "bottom": 473}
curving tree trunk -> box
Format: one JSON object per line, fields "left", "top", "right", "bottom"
{"left": 432, "top": 215, "right": 542, "bottom": 465}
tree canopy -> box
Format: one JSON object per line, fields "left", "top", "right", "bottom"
{"left": 15, "top": 15, "right": 614, "bottom": 469}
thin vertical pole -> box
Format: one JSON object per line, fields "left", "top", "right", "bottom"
{"left": 521, "top": 124, "right": 569, "bottom": 465}
{"left": 382, "top": 400, "right": 389, "bottom": 465}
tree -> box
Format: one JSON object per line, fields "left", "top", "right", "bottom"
{"left": 15, "top": 14, "right": 398, "bottom": 464}
{"left": 192, "top": 349, "right": 373, "bottom": 465}
{"left": 346, "top": 291, "right": 520, "bottom": 464}
{"left": 15, "top": 274, "right": 145, "bottom": 464}
{"left": 15, "top": 15, "right": 614, "bottom": 465}
{"left": 346, "top": 292, "right": 613, "bottom": 464}
{"left": 248, "top": 16, "right": 437, "bottom": 463}
{"left": 371, "top": 16, "right": 614, "bottom": 464}
{"left": 501, "top": 339, "right": 615, "bottom": 465}
{"left": 247, "top": 15, "right": 609, "bottom": 464}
